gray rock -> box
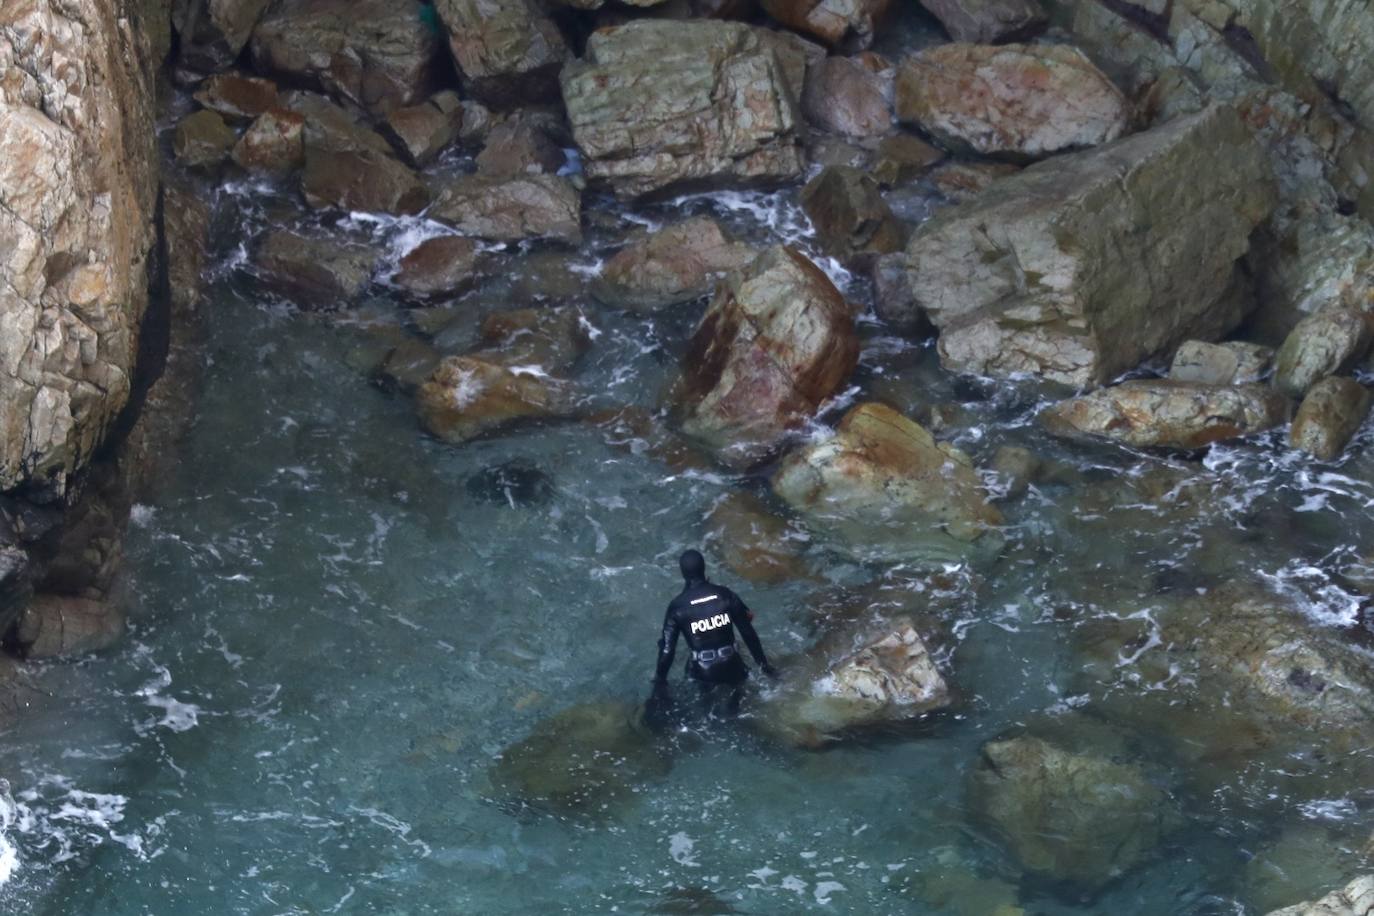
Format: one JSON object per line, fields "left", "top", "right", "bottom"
{"left": 1170, "top": 340, "right": 1273, "bottom": 385}
{"left": 968, "top": 734, "right": 1178, "bottom": 891}
{"left": 1265, "top": 876, "right": 1374, "bottom": 916}
{"left": 192, "top": 72, "right": 280, "bottom": 123}
{"left": 301, "top": 147, "right": 429, "bottom": 215}
{"left": 800, "top": 165, "right": 905, "bottom": 264}
{"left": 772, "top": 402, "right": 1004, "bottom": 563}
{"left": 1250, "top": 211, "right": 1374, "bottom": 344}
{"left": 1042, "top": 380, "right": 1291, "bottom": 450}
{"left": 678, "top": 246, "right": 858, "bottom": 467}
{"left": 871, "top": 251, "right": 927, "bottom": 334}
{"left": 174, "top": 0, "right": 273, "bottom": 73}
{"left": 1290, "top": 376, "right": 1372, "bottom": 461}
{"left": 376, "top": 339, "right": 443, "bottom": 394}
{"left": 591, "top": 217, "right": 755, "bottom": 312}
{"left": 896, "top": 42, "right": 1129, "bottom": 159}
{"left": 871, "top": 133, "right": 944, "bottom": 187}
{"left": 561, "top": 20, "right": 806, "bottom": 199}
{"left": 173, "top": 109, "right": 237, "bottom": 169}
{"left": 800, "top": 53, "right": 893, "bottom": 139}
{"left": 383, "top": 91, "right": 463, "bottom": 166}
{"left": 918, "top": 0, "right": 1047, "bottom": 42}
{"left": 250, "top": 0, "right": 441, "bottom": 115}
{"left": 434, "top": 0, "right": 568, "bottom": 107}
{"left": 904, "top": 105, "right": 1276, "bottom": 386}
{"left": 989, "top": 445, "right": 1040, "bottom": 500}
{"left": 392, "top": 236, "right": 482, "bottom": 301}
{"left": 928, "top": 160, "right": 1020, "bottom": 203}
{"left": 1274, "top": 309, "right": 1373, "bottom": 398}
{"left": 15, "top": 594, "right": 125, "bottom": 659}
{"left": 475, "top": 113, "right": 566, "bottom": 178}
{"left": 281, "top": 90, "right": 398, "bottom": 158}
{"left": 230, "top": 107, "right": 304, "bottom": 175}
{"left": 428, "top": 174, "right": 582, "bottom": 244}
{"left": 759, "top": 0, "right": 891, "bottom": 50}
{"left": 254, "top": 231, "right": 377, "bottom": 307}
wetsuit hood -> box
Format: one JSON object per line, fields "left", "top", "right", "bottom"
{"left": 679, "top": 549, "right": 706, "bottom": 586}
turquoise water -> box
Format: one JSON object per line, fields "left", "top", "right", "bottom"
{"left": 1, "top": 174, "right": 1373, "bottom": 914}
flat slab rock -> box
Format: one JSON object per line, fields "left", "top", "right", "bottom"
{"left": 1041, "top": 380, "right": 1291, "bottom": 450}
{"left": 560, "top": 20, "right": 806, "bottom": 199}
{"left": 904, "top": 105, "right": 1276, "bottom": 386}
{"left": 1265, "top": 875, "right": 1374, "bottom": 916}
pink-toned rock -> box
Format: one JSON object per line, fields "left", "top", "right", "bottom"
{"left": 801, "top": 53, "right": 894, "bottom": 138}
{"left": 231, "top": 107, "right": 304, "bottom": 174}
{"left": 760, "top": 0, "right": 891, "bottom": 50}
{"left": 416, "top": 355, "right": 574, "bottom": 444}
{"left": 193, "top": 72, "right": 281, "bottom": 123}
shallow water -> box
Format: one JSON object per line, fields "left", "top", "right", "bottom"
{"left": 3, "top": 142, "right": 1374, "bottom": 916}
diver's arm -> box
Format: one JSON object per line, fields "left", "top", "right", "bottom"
{"left": 732, "top": 594, "right": 773, "bottom": 672}
{"left": 654, "top": 607, "right": 680, "bottom": 683}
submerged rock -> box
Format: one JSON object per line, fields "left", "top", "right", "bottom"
{"left": 474, "top": 113, "right": 566, "bottom": 178}
{"left": 760, "top": 0, "right": 891, "bottom": 50}
{"left": 904, "top": 105, "right": 1276, "bottom": 386}
{"left": 918, "top": 0, "right": 1046, "bottom": 43}
{"left": 477, "top": 307, "right": 591, "bottom": 373}
{"left": 592, "top": 218, "right": 755, "bottom": 312}
{"left": 489, "top": 701, "right": 671, "bottom": 817}
{"left": 801, "top": 54, "right": 893, "bottom": 140}
{"left": 392, "top": 236, "right": 482, "bottom": 301}
{"left": 968, "top": 734, "right": 1177, "bottom": 892}
{"left": 465, "top": 459, "right": 555, "bottom": 507}
{"left": 230, "top": 108, "right": 304, "bottom": 175}
{"left": 301, "top": 147, "right": 429, "bottom": 216}
{"left": 254, "top": 231, "right": 377, "bottom": 307}
{"left": 416, "top": 355, "right": 574, "bottom": 444}
{"left": 759, "top": 616, "right": 951, "bottom": 748}
{"left": 1290, "top": 376, "right": 1372, "bottom": 461}
{"left": 15, "top": 594, "right": 125, "bottom": 659}
{"left": 677, "top": 246, "right": 858, "bottom": 467}
{"left": 704, "top": 492, "right": 812, "bottom": 585}
{"left": 1169, "top": 340, "right": 1272, "bottom": 385}
{"left": 282, "top": 90, "right": 397, "bottom": 158}
{"left": 428, "top": 174, "right": 582, "bottom": 244}
{"left": 561, "top": 21, "right": 806, "bottom": 199}
{"left": 434, "top": 0, "right": 568, "bottom": 107}
{"left": 249, "top": 0, "right": 440, "bottom": 115}
{"left": 1042, "top": 380, "right": 1290, "bottom": 450}
{"left": 800, "top": 165, "right": 905, "bottom": 264}
{"left": 173, "top": 109, "right": 237, "bottom": 170}
{"left": 896, "top": 43, "right": 1129, "bottom": 159}
{"left": 1274, "top": 309, "right": 1373, "bottom": 398}
{"left": 193, "top": 72, "right": 280, "bottom": 123}
{"left": 771, "top": 402, "right": 1004, "bottom": 564}
{"left": 1265, "top": 876, "right": 1374, "bottom": 916}
{"left": 383, "top": 91, "right": 463, "bottom": 166}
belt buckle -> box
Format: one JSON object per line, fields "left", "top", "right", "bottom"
{"left": 698, "top": 649, "right": 716, "bottom": 662}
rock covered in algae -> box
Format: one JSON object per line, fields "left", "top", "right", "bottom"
{"left": 489, "top": 701, "right": 671, "bottom": 816}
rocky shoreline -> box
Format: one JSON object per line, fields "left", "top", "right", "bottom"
{"left": 4, "top": 0, "right": 1374, "bottom": 911}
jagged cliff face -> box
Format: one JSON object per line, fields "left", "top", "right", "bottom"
{"left": 0, "top": 0, "right": 161, "bottom": 500}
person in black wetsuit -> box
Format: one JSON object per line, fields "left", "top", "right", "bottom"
{"left": 650, "top": 549, "right": 777, "bottom": 717}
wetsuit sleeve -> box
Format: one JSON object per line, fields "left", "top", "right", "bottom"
{"left": 654, "top": 606, "right": 680, "bottom": 683}
{"left": 732, "top": 593, "right": 769, "bottom": 667}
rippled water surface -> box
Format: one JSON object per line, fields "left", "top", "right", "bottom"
{"left": 2, "top": 157, "right": 1374, "bottom": 915}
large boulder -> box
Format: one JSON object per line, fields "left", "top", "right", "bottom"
{"left": 759, "top": 0, "right": 890, "bottom": 50}
{"left": 801, "top": 54, "right": 893, "bottom": 139}
{"left": 382, "top": 91, "right": 463, "bottom": 166}
{"left": 895, "top": 43, "right": 1129, "bottom": 159}
{"left": 254, "top": 231, "right": 378, "bottom": 308}
{"left": 301, "top": 147, "right": 429, "bottom": 215}
{"left": 392, "top": 236, "right": 482, "bottom": 301}
{"left": 416, "top": 355, "right": 574, "bottom": 444}
{"left": 968, "top": 734, "right": 1178, "bottom": 891}
{"left": 677, "top": 246, "right": 858, "bottom": 467}
{"left": 800, "top": 165, "right": 905, "bottom": 264}
{"left": 560, "top": 21, "right": 806, "bottom": 199}
{"left": 281, "top": 90, "right": 397, "bottom": 158}
{"left": 1042, "top": 380, "right": 1290, "bottom": 450}
{"left": 703, "top": 491, "right": 812, "bottom": 585}
{"left": 1290, "top": 376, "right": 1372, "bottom": 461}
{"left": 13, "top": 593, "right": 124, "bottom": 659}
{"left": 0, "top": 0, "right": 160, "bottom": 496}
{"left": 173, "top": 109, "right": 237, "bottom": 170}
{"left": 193, "top": 72, "right": 280, "bottom": 123}
{"left": 1169, "top": 340, "right": 1272, "bottom": 385}
{"left": 428, "top": 174, "right": 582, "bottom": 244}
{"left": 1266, "top": 876, "right": 1374, "bottom": 916}
{"left": 759, "top": 616, "right": 951, "bottom": 748}
{"left": 917, "top": 0, "right": 1046, "bottom": 43}
{"left": 249, "top": 0, "right": 440, "bottom": 115}
{"left": 173, "top": 0, "right": 274, "bottom": 73}
{"left": 903, "top": 105, "right": 1276, "bottom": 386}
{"left": 230, "top": 108, "right": 305, "bottom": 175}
{"left": 474, "top": 113, "right": 566, "bottom": 178}
{"left": 1274, "top": 309, "right": 1373, "bottom": 398}
{"left": 591, "top": 218, "right": 755, "bottom": 312}
{"left": 772, "top": 402, "right": 1004, "bottom": 563}
{"left": 434, "top": 0, "right": 568, "bottom": 107}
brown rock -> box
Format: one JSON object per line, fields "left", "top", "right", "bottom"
{"left": 173, "top": 109, "right": 237, "bottom": 169}
{"left": 929, "top": 160, "right": 1019, "bottom": 202}
{"left": 255, "top": 231, "right": 378, "bottom": 308}
{"left": 799, "top": 165, "right": 905, "bottom": 264}
{"left": 477, "top": 307, "right": 591, "bottom": 373}
{"left": 383, "top": 91, "right": 463, "bottom": 166}
{"left": 230, "top": 107, "right": 304, "bottom": 174}
{"left": 376, "top": 338, "right": 443, "bottom": 393}
{"left": 1041, "top": 380, "right": 1291, "bottom": 450}
{"left": 301, "top": 147, "right": 429, "bottom": 215}
{"left": 871, "top": 133, "right": 944, "bottom": 187}
{"left": 393, "top": 236, "right": 482, "bottom": 301}
{"left": 1274, "top": 309, "right": 1374, "bottom": 398}
{"left": 896, "top": 43, "right": 1130, "bottom": 159}
{"left": 760, "top": 0, "right": 891, "bottom": 50}
{"left": 416, "top": 355, "right": 574, "bottom": 444}
{"left": 173, "top": 0, "right": 274, "bottom": 73}
{"left": 428, "top": 174, "right": 582, "bottom": 244}
{"left": 704, "top": 491, "right": 812, "bottom": 585}
{"left": 801, "top": 53, "right": 893, "bottom": 139}
{"left": 1290, "top": 376, "right": 1372, "bottom": 460}
{"left": 678, "top": 246, "right": 859, "bottom": 467}
{"left": 192, "top": 72, "right": 280, "bottom": 123}
{"left": 591, "top": 217, "right": 755, "bottom": 312}
{"left": 434, "top": 0, "right": 568, "bottom": 107}
{"left": 281, "top": 90, "right": 397, "bottom": 158}
{"left": 16, "top": 594, "right": 124, "bottom": 659}
{"left": 871, "top": 251, "right": 928, "bottom": 334}
{"left": 918, "top": 0, "right": 1046, "bottom": 43}
{"left": 476, "top": 114, "right": 566, "bottom": 177}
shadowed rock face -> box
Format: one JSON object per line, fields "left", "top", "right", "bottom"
{"left": 801, "top": 54, "right": 893, "bottom": 140}
{"left": 254, "top": 231, "right": 379, "bottom": 308}
{"left": 917, "top": 0, "right": 1047, "bottom": 43}
{"left": 771, "top": 402, "right": 1004, "bottom": 563}
{"left": 434, "top": 0, "right": 568, "bottom": 107}
{"left": 174, "top": 0, "right": 274, "bottom": 73}
{"left": 677, "top": 246, "right": 857, "bottom": 468}
{"left": 560, "top": 20, "right": 806, "bottom": 199}
{"left": 428, "top": 174, "right": 582, "bottom": 244}
{"left": 1041, "top": 380, "right": 1291, "bottom": 450}
{"left": 591, "top": 218, "right": 755, "bottom": 312}
{"left": 904, "top": 105, "right": 1276, "bottom": 387}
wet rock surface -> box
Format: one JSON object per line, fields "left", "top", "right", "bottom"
{"left": 14, "top": 594, "right": 124, "bottom": 659}
{"left": 1290, "top": 377, "right": 1372, "bottom": 461}
{"left": 416, "top": 355, "right": 574, "bottom": 444}
{"left": 302, "top": 148, "right": 429, "bottom": 216}
{"left": 800, "top": 54, "right": 893, "bottom": 139}
{"left": 174, "top": 0, "right": 274, "bottom": 73}
{"left": 800, "top": 166, "right": 905, "bottom": 264}
{"left": 703, "top": 491, "right": 812, "bottom": 585}
{"left": 254, "top": 231, "right": 378, "bottom": 307}
{"left": 759, "top": 0, "right": 890, "bottom": 50}
{"left": 1274, "top": 309, "right": 1373, "bottom": 398}
{"left": 428, "top": 174, "right": 582, "bottom": 243}
{"left": 918, "top": 0, "right": 1047, "bottom": 43}
{"left": 1266, "top": 876, "right": 1374, "bottom": 916}
{"left": 1042, "top": 380, "right": 1290, "bottom": 450}
{"left": 1170, "top": 340, "right": 1272, "bottom": 385}
{"left": 382, "top": 91, "right": 463, "bottom": 166}
{"left": 392, "top": 236, "right": 482, "bottom": 301}
{"left": 231, "top": 108, "right": 305, "bottom": 175}
{"left": 591, "top": 218, "right": 755, "bottom": 312}
{"left": 193, "top": 72, "right": 280, "bottom": 123}
{"left": 434, "top": 0, "right": 568, "bottom": 107}
{"left": 677, "top": 246, "right": 857, "bottom": 467}
{"left": 904, "top": 106, "right": 1276, "bottom": 386}
{"left": 174, "top": 109, "right": 237, "bottom": 169}
{"left": 561, "top": 20, "right": 806, "bottom": 198}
